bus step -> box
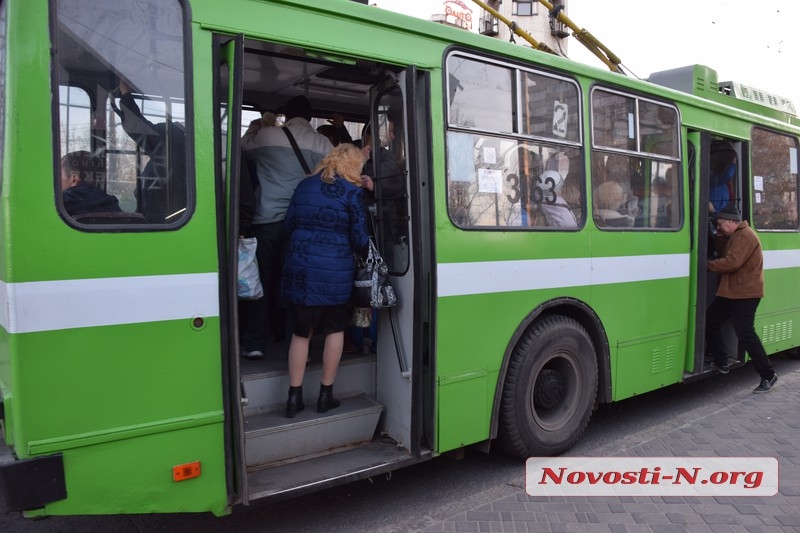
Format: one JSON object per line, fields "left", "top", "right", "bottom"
{"left": 241, "top": 354, "right": 376, "bottom": 417}
{"left": 246, "top": 440, "right": 422, "bottom": 503}
{"left": 244, "top": 394, "right": 383, "bottom": 468}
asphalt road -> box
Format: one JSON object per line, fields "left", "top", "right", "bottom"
{"left": 3, "top": 353, "right": 799, "bottom": 533}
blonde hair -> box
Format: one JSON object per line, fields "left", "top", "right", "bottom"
{"left": 315, "top": 143, "right": 365, "bottom": 185}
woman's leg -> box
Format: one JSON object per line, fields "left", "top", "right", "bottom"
{"left": 288, "top": 333, "right": 311, "bottom": 387}
{"left": 321, "top": 331, "right": 344, "bottom": 386}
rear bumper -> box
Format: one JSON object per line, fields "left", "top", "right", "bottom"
{"left": 0, "top": 452, "right": 67, "bottom": 513}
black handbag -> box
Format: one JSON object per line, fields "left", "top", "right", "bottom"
{"left": 352, "top": 238, "right": 397, "bottom": 309}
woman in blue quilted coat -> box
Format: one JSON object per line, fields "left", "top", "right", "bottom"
{"left": 282, "top": 143, "right": 371, "bottom": 417}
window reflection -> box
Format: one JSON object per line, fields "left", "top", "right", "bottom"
{"left": 447, "top": 56, "right": 513, "bottom": 133}
{"left": 752, "top": 128, "right": 799, "bottom": 231}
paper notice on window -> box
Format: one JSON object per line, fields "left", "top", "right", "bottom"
{"left": 483, "top": 146, "right": 497, "bottom": 164}
{"left": 478, "top": 168, "right": 503, "bottom": 194}
{"left": 754, "top": 175, "right": 764, "bottom": 191}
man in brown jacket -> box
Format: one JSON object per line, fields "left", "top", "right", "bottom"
{"left": 706, "top": 205, "right": 777, "bottom": 393}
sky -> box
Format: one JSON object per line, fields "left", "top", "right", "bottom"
{"left": 373, "top": 0, "right": 800, "bottom": 110}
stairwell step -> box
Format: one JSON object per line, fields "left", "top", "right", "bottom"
{"left": 244, "top": 394, "right": 383, "bottom": 468}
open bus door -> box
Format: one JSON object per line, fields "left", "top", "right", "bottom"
{"left": 688, "top": 130, "right": 748, "bottom": 376}
{"left": 688, "top": 130, "right": 711, "bottom": 375}
{"left": 221, "top": 50, "right": 429, "bottom": 503}
{"left": 213, "top": 33, "right": 247, "bottom": 507}
{"left": 367, "top": 66, "right": 431, "bottom": 458}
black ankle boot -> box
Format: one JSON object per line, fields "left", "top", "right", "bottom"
{"left": 317, "top": 383, "right": 340, "bottom": 413}
{"left": 286, "top": 386, "right": 305, "bottom": 418}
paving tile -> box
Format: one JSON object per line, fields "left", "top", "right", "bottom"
{"left": 426, "top": 366, "right": 800, "bottom": 533}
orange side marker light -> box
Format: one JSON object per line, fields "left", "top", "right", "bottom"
{"left": 173, "top": 461, "right": 201, "bottom": 482}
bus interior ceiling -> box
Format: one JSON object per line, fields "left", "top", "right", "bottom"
{"left": 241, "top": 38, "right": 395, "bottom": 122}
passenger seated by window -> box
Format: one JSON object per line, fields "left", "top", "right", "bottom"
{"left": 604, "top": 154, "right": 633, "bottom": 199}
{"left": 61, "top": 151, "right": 122, "bottom": 217}
{"left": 536, "top": 170, "right": 577, "bottom": 228}
{"left": 594, "top": 180, "right": 630, "bottom": 227}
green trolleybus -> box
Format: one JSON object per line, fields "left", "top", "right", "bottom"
{"left": 0, "top": 0, "right": 798, "bottom": 517}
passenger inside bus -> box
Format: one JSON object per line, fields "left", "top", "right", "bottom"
{"left": 240, "top": 95, "right": 334, "bottom": 358}
{"left": 244, "top": 111, "right": 278, "bottom": 137}
{"left": 593, "top": 180, "right": 630, "bottom": 227}
{"left": 60, "top": 151, "right": 123, "bottom": 217}
{"left": 112, "top": 80, "right": 187, "bottom": 223}
{"left": 709, "top": 149, "right": 737, "bottom": 212}
{"left": 282, "top": 143, "right": 371, "bottom": 418}
{"left": 316, "top": 113, "right": 353, "bottom": 147}
{"left": 651, "top": 169, "right": 674, "bottom": 228}
{"left": 561, "top": 183, "right": 582, "bottom": 223}
{"left": 362, "top": 119, "right": 404, "bottom": 249}
{"left": 535, "top": 170, "right": 578, "bottom": 228}
{"left": 604, "top": 154, "right": 634, "bottom": 200}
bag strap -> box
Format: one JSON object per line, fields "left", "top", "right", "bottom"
{"left": 368, "top": 238, "right": 384, "bottom": 264}
{"left": 282, "top": 127, "right": 311, "bottom": 174}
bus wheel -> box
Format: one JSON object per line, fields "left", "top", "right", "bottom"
{"left": 499, "top": 315, "right": 598, "bottom": 457}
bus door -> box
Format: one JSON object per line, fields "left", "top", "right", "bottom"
{"left": 214, "top": 34, "right": 247, "bottom": 506}
{"left": 367, "top": 67, "right": 428, "bottom": 454}
{"left": 689, "top": 131, "right": 747, "bottom": 374}
{"left": 221, "top": 42, "right": 429, "bottom": 503}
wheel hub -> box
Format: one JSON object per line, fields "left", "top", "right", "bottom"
{"left": 534, "top": 369, "right": 566, "bottom": 410}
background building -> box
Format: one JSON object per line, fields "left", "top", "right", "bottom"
{"left": 364, "top": 1, "right": 570, "bottom": 55}
{"left": 476, "top": 0, "right": 569, "bottom": 55}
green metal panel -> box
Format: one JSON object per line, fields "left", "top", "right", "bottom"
{"left": 0, "top": 0, "right": 229, "bottom": 516}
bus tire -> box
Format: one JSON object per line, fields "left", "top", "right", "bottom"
{"left": 499, "top": 315, "right": 598, "bottom": 457}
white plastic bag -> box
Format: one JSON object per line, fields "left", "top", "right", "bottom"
{"left": 237, "top": 237, "right": 263, "bottom": 300}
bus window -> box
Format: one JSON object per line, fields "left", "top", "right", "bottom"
{"left": 58, "top": 86, "right": 92, "bottom": 156}
{"left": 55, "top": 0, "right": 191, "bottom": 226}
{"left": 520, "top": 71, "right": 580, "bottom": 144}
{"left": 447, "top": 56, "right": 513, "bottom": 133}
{"left": 591, "top": 89, "right": 680, "bottom": 230}
{"left": 751, "top": 128, "right": 799, "bottom": 231}
{"left": 446, "top": 54, "right": 584, "bottom": 230}
{"left": 592, "top": 91, "right": 636, "bottom": 152}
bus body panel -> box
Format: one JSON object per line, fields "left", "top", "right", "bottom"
{"left": 0, "top": 0, "right": 229, "bottom": 515}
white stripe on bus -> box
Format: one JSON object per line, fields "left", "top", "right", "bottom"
{"left": 437, "top": 250, "right": 800, "bottom": 298}
{"left": 762, "top": 249, "right": 800, "bottom": 270}
{"left": 1, "top": 250, "right": 796, "bottom": 332}
{"left": 0, "top": 273, "right": 219, "bottom": 334}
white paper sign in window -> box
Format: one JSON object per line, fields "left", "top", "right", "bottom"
{"left": 478, "top": 168, "right": 503, "bottom": 193}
